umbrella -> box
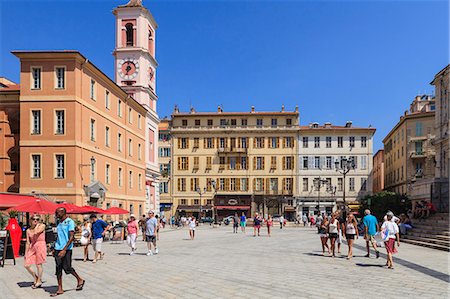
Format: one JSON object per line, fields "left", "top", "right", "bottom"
{"left": 0, "top": 193, "right": 38, "bottom": 210}
{"left": 56, "top": 203, "right": 86, "bottom": 214}
{"left": 104, "top": 207, "right": 129, "bottom": 215}
{"left": 7, "top": 198, "right": 58, "bottom": 215}
{"left": 80, "top": 205, "right": 107, "bottom": 214}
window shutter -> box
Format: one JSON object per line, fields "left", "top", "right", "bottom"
{"left": 217, "top": 137, "right": 220, "bottom": 148}
{"left": 309, "top": 156, "right": 314, "bottom": 169}
{"left": 253, "top": 137, "right": 256, "bottom": 148}
{"left": 282, "top": 157, "right": 286, "bottom": 170}
{"left": 282, "top": 178, "right": 286, "bottom": 191}
{"left": 253, "top": 178, "right": 256, "bottom": 191}
{"left": 186, "top": 157, "right": 189, "bottom": 170}
{"left": 236, "top": 178, "right": 241, "bottom": 190}
{"left": 225, "top": 138, "right": 228, "bottom": 148}
{"left": 262, "top": 157, "right": 265, "bottom": 170}
{"left": 204, "top": 138, "right": 207, "bottom": 148}
{"left": 225, "top": 178, "right": 230, "bottom": 191}
{"left": 226, "top": 157, "right": 230, "bottom": 170}
{"left": 282, "top": 137, "right": 286, "bottom": 148}
{"left": 263, "top": 178, "right": 268, "bottom": 191}
{"left": 291, "top": 156, "right": 295, "bottom": 170}
{"left": 253, "top": 157, "right": 257, "bottom": 170}
{"left": 246, "top": 179, "right": 249, "bottom": 190}
{"left": 354, "top": 156, "right": 358, "bottom": 169}
{"left": 276, "top": 137, "right": 280, "bottom": 148}
{"left": 177, "top": 157, "right": 181, "bottom": 170}
{"left": 190, "top": 178, "right": 194, "bottom": 191}
{"left": 177, "top": 178, "right": 181, "bottom": 191}
{"left": 177, "top": 138, "right": 181, "bottom": 149}
{"left": 186, "top": 138, "right": 189, "bottom": 149}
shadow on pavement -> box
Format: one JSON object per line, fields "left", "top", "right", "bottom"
{"left": 17, "top": 282, "right": 33, "bottom": 288}
{"left": 355, "top": 263, "right": 384, "bottom": 268}
{"left": 42, "top": 285, "right": 60, "bottom": 294}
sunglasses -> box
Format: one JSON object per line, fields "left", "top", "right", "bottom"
{"left": 32, "top": 218, "right": 40, "bottom": 221}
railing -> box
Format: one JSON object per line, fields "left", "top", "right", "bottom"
{"left": 217, "top": 147, "right": 248, "bottom": 154}
{"left": 172, "top": 125, "right": 297, "bottom": 131}
{"left": 253, "top": 189, "right": 293, "bottom": 196}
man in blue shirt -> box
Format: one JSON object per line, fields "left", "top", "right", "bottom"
{"left": 51, "top": 207, "right": 84, "bottom": 297}
{"left": 363, "top": 209, "right": 380, "bottom": 258}
{"left": 145, "top": 211, "right": 158, "bottom": 256}
{"left": 90, "top": 214, "right": 110, "bottom": 263}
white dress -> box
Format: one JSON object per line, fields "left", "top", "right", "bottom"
{"left": 80, "top": 223, "right": 91, "bottom": 246}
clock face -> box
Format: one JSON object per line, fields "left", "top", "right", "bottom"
{"left": 118, "top": 58, "right": 140, "bottom": 80}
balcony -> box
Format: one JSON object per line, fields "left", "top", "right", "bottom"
{"left": 254, "top": 189, "right": 293, "bottom": 196}
{"left": 217, "top": 147, "right": 248, "bottom": 155}
{"left": 409, "top": 150, "right": 435, "bottom": 159}
{"left": 171, "top": 125, "right": 298, "bottom": 132}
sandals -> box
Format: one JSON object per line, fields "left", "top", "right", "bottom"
{"left": 50, "top": 292, "right": 64, "bottom": 297}
{"left": 32, "top": 282, "right": 42, "bottom": 289}
{"left": 76, "top": 280, "right": 85, "bottom": 291}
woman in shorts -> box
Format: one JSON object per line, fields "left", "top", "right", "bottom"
{"left": 327, "top": 213, "right": 340, "bottom": 257}
{"left": 80, "top": 216, "right": 91, "bottom": 262}
{"left": 319, "top": 216, "right": 330, "bottom": 256}
{"left": 344, "top": 214, "right": 358, "bottom": 259}
{"left": 266, "top": 215, "right": 273, "bottom": 237}
{"left": 253, "top": 213, "right": 261, "bottom": 237}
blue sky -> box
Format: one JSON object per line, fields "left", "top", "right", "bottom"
{"left": 1, "top": 0, "right": 448, "bottom": 151}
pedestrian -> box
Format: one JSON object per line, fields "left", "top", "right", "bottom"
{"left": 327, "top": 213, "right": 340, "bottom": 257}
{"left": 90, "top": 214, "right": 110, "bottom": 263}
{"left": 233, "top": 213, "right": 239, "bottom": 233}
{"left": 279, "top": 215, "right": 284, "bottom": 229}
{"left": 302, "top": 214, "right": 308, "bottom": 227}
{"left": 139, "top": 214, "right": 146, "bottom": 241}
{"left": 24, "top": 214, "right": 46, "bottom": 289}
{"left": 145, "top": 211, "right": 159, "bottom": 255}
{"left": 381, "top": 211, "right": 400, "bottom": 269}
{"left": 155, "top": 214, "right": 160, "bottom": 240}
{"left": 79, "top": 216, "right": 91, "bottom": 262}
{"left": 50, "top": 208, "right": 84, "bottom": 297}
{"left": 240, "top": 212, "right": 247, "bottom": 233}
{"left": 253, "top": 213, "right": 261, "bottom": 237}
{"left": 126, "top": 214, "right": 138, "bottom": 255}
{"left": 310, "top": 215, "right": 316, "bottom": 226}
{"left": 189, "top": 216, "right": 196, "bottom": 240}
{"left": 266, "top": 215, "right": 273, "bottom": 237}
{"left": 315, "top": 213, "right": 323, "bottom": 233}
{"left": 344, "top": 214, "right": 358, "bottom": 259}
{"left": 336, "top": 212, "right": 345, "bottom": 254}
{"left": 362, "top": 209, "right": 380, "bottom": 258}
{"left": 319, "top": 215, "right": 330, "bottom": 256}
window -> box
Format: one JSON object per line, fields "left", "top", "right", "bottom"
{"left": 240, "top": 137, "right": 248, "bottom": 148}
{"left": 90, "top": 119, "right": 96, "bottom": 141}
{"left": 179, "top": 138, "right": 188, "bottom": 149}
{"left": 193, "top": 157, "right": 199, "bottom": 169}
{"left": 314, "top": 137, "right": 320, "bottom": 148}
{"left": 220, "top": 119, "right": 227, "bottom": 126}
{"left": 126, "top": 23, "right": 134, "bottom": 46}
{"left": 177, "top": 178, "right": 186, "bottom": 192}
{"left": 219, "top": 178, "right": 225, "bottom": 191}
{"left": 269, "top": 178, "right": 278, "bottom": 192}
{"left": 182, "top": 120, "right": 188, "bottom": 126}
{"left": 302, "top": 137, "right": 308, "bottom": 148}
{"left": 90, "top": 79, "right": 96, "bottom": 100}
{"left": 338, "top": 178, "right": 343, "bottom": 191}
{"left": 255, "top": 137, "right": 264, "bottom": 148}
{"left": 118, "top": 167, "right": 123, "bottom": 187}
{"left": 241, "top": 119, "right": 247, "bottom": 126}
{"left": 159, "top": 148, "right": 171, "bottom": 157}
{"left": 118, "top": 133, "right": 122, "bottom": 152}
{"left": 195, "top": 119, "right": 201, "bottom": 126}
{"left": 349, "top": 136, "right": 355, "bottom": 147}
{"left": 105, "top": 127, "right": 110, "bottom": 147}
{"left": 241, "top": 157, "right": 248, "bottom": 170}
{"left": 337, "top": 136, "right": 343, "bottom": 148}
{"left": 271, "top": 118, "right": 278, "bottom": 126}
{"left": 415, "top": 141, "right": 423, "bottom": 154}
{"left": 286, "top": 118, "right": 292, "bottom": 126}
{"left": 255, "top": 157, "right": 265, "bottom": 170}
{"left": 361, "top": 136, "right": 367, "bottom": 147}
{"left": 302, "top": 178, "right": 308, "bottom": 191}
{"left": 219, "top": 138, "right": 226, "bottom": 148}
{"left": 302, "top": 156, "right": 308, "bottom": 169}
{"left": 361, "top": 156, "right": 367, "bottom": 170}
{"left": 349, "top": 156, "right": 357, "bottom": 169}
{"left": 230, "top": 119, "right": 237, "bottom": 126}
{"left": 349, "top": 178, "right": 355, "bottom": 191}
{"left": 55, "top": 110, "right": 64, "bottom": 134}
{"left": 193, "top": 138, "right": 199, "bottom": 148}
{"left": 219, "top": 156, "right": 226, "bottom": 169}
{"left": 415, "top": 122, "right": 423, "bottom": 136}
{"left": 160, "top": 181, "right": 169, "bottom": 193}
{"left": 283, "top": 156, "right": 294, "bottom": 170}
{"left": 138, "top": 115, "right": 141, "bottom": 129}
{"left": 55, "top": 155, "right": 64, "bottom": 179}
{"left": 256, "top": 119, "right": 263, "bottom": 127}
{"left": 90, "top": 158, "right": 96, "bottom": 182}
{"left": 284, "top": 178, "right": 293, "bottom": 192}
{"left": 106, "top": 164, "right": 110, "bottom": 184}
{"left": 206, "top": 157, "right": 212, "bottom": 169}
{"left": 138, "top": 144, "right": 142, "bottom": 160}
{"left": 190, "top": 178, "right": 199, "bottom": 191}
{"left": 254, "top": 178, "right": 264, "bottom": 191}
{"left": 118, "top": 100, "right": 122, "bottom": 117}
{"left": 105, "top": 91, "right": 110, "bottom": 109}
{"left": 55, "top": 67, "right": 65, "bottom": 89}
{"left": 230, "top": 178, "right": 236, "bottom": 191}
{"left": 128, "top": 139, "right": 133, "bottom": 156}
{"left": 129, "top": 171, "right": 133, "bottom": 188}
{"left": 361, "top": 178, "right": 367, "bottom": 191}
{"left": 284, "top": 137, "right": 293, "bottom": 148}
{"left": 178, "top": 157, "right": 189, "bottom": 170}
{"left": 205, "top": 138, "right": 214, "bottom": 149}
{"left": 207, "top": 119, "right": 213, "bottom": 126}
{"left": 270, "top": 156, "right": 277, "bottom": 169}
{"left": 314, "top": 156, "right": 320, "bottom": 169}
{"left": 180, "top": 199, "right": 187, "bottom": 205}
{"left": 326, "top": 156, "right": 332, "bottom": 169}
{"left": 31, "top": 110, "right": 41, "bottom": 134}
{"left": 31, "top": 67, "right": 41, "bottom": 89}
{"left": 128, "top": 108, "right": 133, "bottom": 123}
{"left": 270, "top": 137, "right": 279, "bottom": 148}
{"left": 229, "top": 157, "right": 237, "bottom": 170}
{"left": 31, "top": 154, "right": 41, "bottom": 178}
{"left": 326, "top": 137, "right": 331, "bottom": 148}
{"left": 240, "top": 178, "right": 248, "bottom": 191}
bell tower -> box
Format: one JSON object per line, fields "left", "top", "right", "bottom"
{"left": 113, "top": 0, "right": 160, "bottom": 212}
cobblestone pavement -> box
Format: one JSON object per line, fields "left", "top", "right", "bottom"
{"left": 1, "top": 225, "right": 449, "bottom": 298}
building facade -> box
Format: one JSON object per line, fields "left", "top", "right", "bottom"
{"left": 170, "top": 106, "right": 299, "bottom": 220}
{"left": 431, "top": 65, "right": 449, "bottom": 212}
{"left": 297, "top": 122, "right": 375, "bottom": 216}
{"left": 0, "top": 78, "right": 20, "bottom": 193}
{"left": 372, "top": 149, "right": 385, "bottom": 193}
{"left": 12, "top": 51, "right": 148, "bottom": 216}
{"left": 383, "top": 95, "right": 435, "bottom": 205}
{"left": 113, "top": 0, "right": 160, "bottom": 213}
{"left": 158, "top": 118, "right": 172, "bottom": 217}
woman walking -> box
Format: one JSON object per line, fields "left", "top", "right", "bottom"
{"left": 80, "top": 216, "right": 91, "bottom": 262}
{"left": 344, "top": 214, "right": 358, "bottom": 259}
{"left": 319, "top": 216, "right": 330, "bottom": 256}
{"left": 127, "top": 214, "right": 138, "bottom": 255}
{"left": 240, "top": 212, "right": 247, "bottom": 233}
{"left": 189, "top": 216, "right": 196, "bottom": 240}
{"left": 253, "top": 213, "right": 261, "bottom": 237}
{"left": 382, "top": 211, "right": 400, "bottom": 269}
{"left": 327, "top": 213, "right": 340, "bottom": 257}
{"left": 266, "top": 215, "right": 273, "bottom": 237}
{"left": 24, "top": 214, "right": 46, "bottom": 289}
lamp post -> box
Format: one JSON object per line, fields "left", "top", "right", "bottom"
{"left": 79, "top": 156, "right": 96, "bottom": 205}
{"left": 211, "top": 180, "right": 218, "bottom": 225}
{"left": 334, "top": 157, "right": 355, "bottom": 217}
{"left": 196, "top": 187, "right": 206, "bottom": 219}
{"left": 314, "top": 177, "right": 329, "bottom": 215}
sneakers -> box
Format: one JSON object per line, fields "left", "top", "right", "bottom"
{"left": 154, "top": 248, "right": 159, "bottom": 255}
{"left": 375, "top": 251, "right": 380, "bottom": 259}
{"left": 146, "top": 251, "right": 153, "bottom": 256}
{"left": 130, "top": 251, "right": 135, "bottom": 256}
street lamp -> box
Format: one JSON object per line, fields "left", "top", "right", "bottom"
{"left": 211, "top": 180, "right": 218, "bottom": 224}
{"left": 313, "top": 177, "right": 329, "bottom": 215}
{"left": 196, "top": 187, "right": 206, "bottom": 219}
{"left": 334, "top": 157, "right": 355, "bottom": 216}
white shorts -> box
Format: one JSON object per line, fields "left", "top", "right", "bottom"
{"left": 127, "top": 233, "right": 137, "bottom": 249}
{"left": 92, "top": 238, "right": 103, "bottom": 252}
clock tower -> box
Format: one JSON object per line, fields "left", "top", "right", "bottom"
{"left": 113, "top": 0, "right": 160, "bottom": 212}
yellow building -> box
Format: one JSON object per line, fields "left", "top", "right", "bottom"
{"left": 383, "top": 95, "right": 435, "bottom": 205}
{"left": 170, "top": 105, "right": 299, "bottom": 220}
{"left": 158, "top": 118, "right": 172, "bottom": 218}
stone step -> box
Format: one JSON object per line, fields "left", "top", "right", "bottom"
{"left": 402, "top": 235, "right": 450, "bottom": 247}
{"left": 401, "top": 238, "right": 450, "bottom": 252}
{"left": 409, "top": 228, "right": 450, "bottom": 236}
{"left": 414, "top": 219, "right": 449, "bottom": 225}
{"left": 412, "top": 223, "right": 450, "bottom": 230}
{"left": 407, "top": 232, "right": 450, "bottom": 241}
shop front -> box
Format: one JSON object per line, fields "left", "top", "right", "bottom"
{"left": 213, "top": 195, "right": 252, "bottom": 221}
{"left": 176, "top": 205, "right": 212, "bottom": 219}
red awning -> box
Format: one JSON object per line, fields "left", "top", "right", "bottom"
{"left": 104, "top": 207, "right": 129, "bottom": 215}
{"left": 215, "top": 205, "right": 250, "bottom": 210}
{"left": 0, "top": 193, "right": 39, "bottom": 210}
{"left": 7, "top": 198, "right": 58, "bottom": 215}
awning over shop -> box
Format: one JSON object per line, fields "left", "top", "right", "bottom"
{"left": 284, "top": 206, "right": 296, "bottom": 212}
{"left": 177, "top": 205, "right": 212, "bottom": 212}
{"left": 216, "top": 205, "right": 250, "bottom": 210}
{"left": 160, "top": 203, "right": 173, "bottom": 208}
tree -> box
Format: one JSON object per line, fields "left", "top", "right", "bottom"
{"left": 358, "top": 191, "right": 411, "bottom": 221}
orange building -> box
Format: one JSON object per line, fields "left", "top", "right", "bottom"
{"left": 372, "top": 149, "right": 385, "bottom": 193}
{"left": 10, "top": 51, "right": 148, "bottom": 215}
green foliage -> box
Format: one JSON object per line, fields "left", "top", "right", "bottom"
{"left": 358, "top": 191, "right": 411, "bottom": 220}
{"left": 0, "top": 214, "right": 7, "bottom": 229}
{"left": 8, "top": 210, "right": 18, "bottom": 219}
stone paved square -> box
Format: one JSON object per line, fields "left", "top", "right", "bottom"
{"left": 0, "top": 226, "right": 448, "bottom": 298}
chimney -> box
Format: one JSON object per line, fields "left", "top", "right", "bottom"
{"left": 345, "top": 121, "right": 352, "bottom": 128}
{"left": 217, "top": 105, "right": 222, "bottom": 113}
{"left": 173, "top": 105, "right": 179, "bottom": 114}
{"left": 190, "top": 106, "right": 196, "bottom": 113}
{"left": 324, "top": 122, "right": 332, "bottom": 128}
{"left": 251, "top": 106, "right": 255, "bottom": 113}
{"left": 281, "top": 105, "right": 285, "bottom": 112}
{"left": 295, "top": 105, "right": 299, "bottom": 113}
